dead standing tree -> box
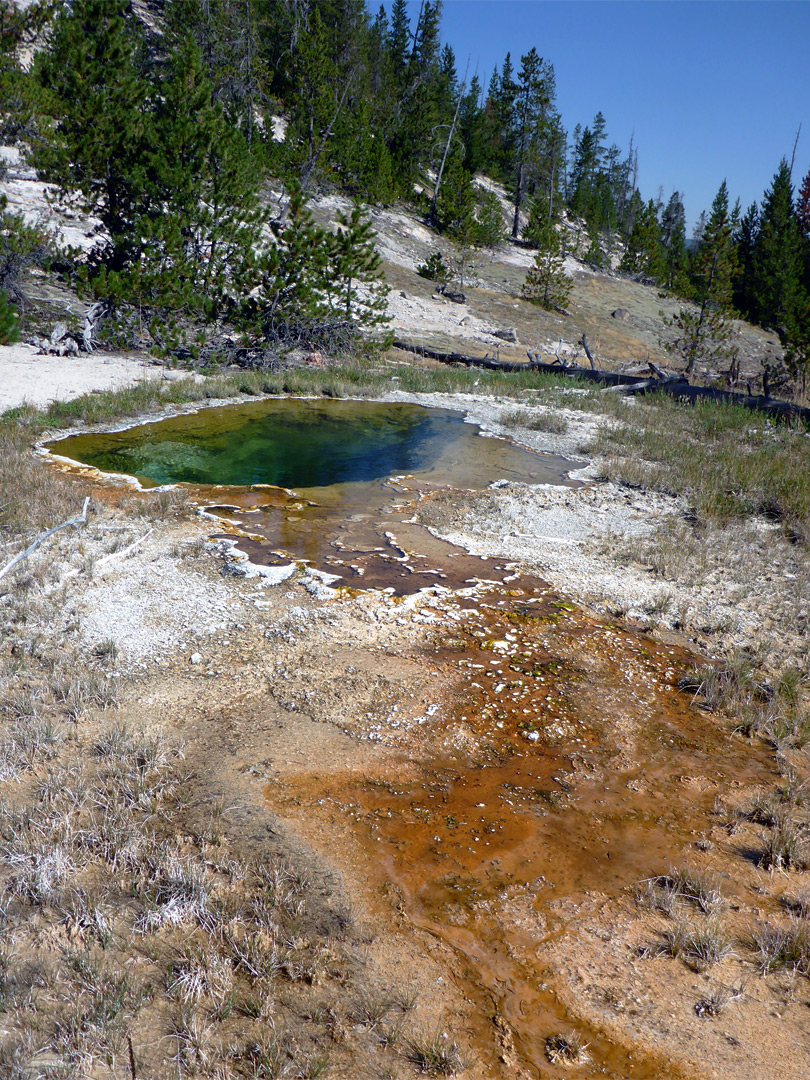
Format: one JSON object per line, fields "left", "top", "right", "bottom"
{"left": 428, "top": 60, "right": 470, "bottom": 225}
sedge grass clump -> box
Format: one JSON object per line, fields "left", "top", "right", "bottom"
{"left": 638, "top": 867, "right": 724, "bottom": 916}
{"left": 500, "top": 407, "right": 568, "bottom": 435}
{"left": 656, "top": 917, "right": 733, "bottom": 968}
{"left": 667, "top": 866, "right": 725, "bottom": 914}
{"left": 749, "top": 922, "right": 810, "bottom": 975}
{"left": 545, "top": 1030, "right": 590, "bottom": 1066}
{"left": 166, "top": 945, "right": 235, "bottom": 1007}
{"left": 782, "top": 888, "right": 810, "bottom": 919}
{"left": 695, "top": 982, "right": 744, "bottom": 1017}
{"left": 0, "top": 716, "right": 64, "bottom": 781}
{"left": 759, "top": 816, "right": 810, "bottom": 871}
{"left": 350, "top": 988, "right": 398, "bottom": 1030}
{"left": 404, "top": 1025, "right": 466, "bottom": 1076}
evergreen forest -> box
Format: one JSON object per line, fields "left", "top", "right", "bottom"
{"left": 1, "top": 0, "right": 809, "bottom": 390}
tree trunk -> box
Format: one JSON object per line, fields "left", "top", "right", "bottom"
{"left": 300, "top": 73, "right": 354, "bottom": 195}
{"left": 429, "top": 61, "right": 469, "bottom": 225}
{"left": 512, "top": 157, "right": 524, "bottom": 239}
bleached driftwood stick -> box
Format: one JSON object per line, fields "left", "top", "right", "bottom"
{"left": 94, "top": 529, "right": 153, "bottom": 570}
{"left": 0, "top": 497, "right": 90, "bottom": 582}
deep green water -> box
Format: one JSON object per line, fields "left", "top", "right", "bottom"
{"left": 47, "top": 399, "right": 572, "bottom": 491}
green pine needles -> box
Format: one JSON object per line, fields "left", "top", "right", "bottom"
{"left": 29, "top": 0, "right": 389, "bottom": 357}
{"left": 237, "top": 187, "right": 389, "bottom": 351}
{"left": 661, "top": 181, "right": 738, "bottom": 375}
{"left": 522, "top": 217, "right": 571, "bottom": 311}
{"left": 0, "top": 289, "right": 19, "bottom": 345}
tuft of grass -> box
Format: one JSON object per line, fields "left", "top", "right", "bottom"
{"left": 93, "top": 637, "right": 119, "bottom": 663}
{"left": 759, "top": 816, "right": 810, "bottom": 871}
{"left": 500, "top": 407, "right": 568, "bottom": 435}
{"left": 350, "top": 988, "right": 397, "bottom": 1030}
{"left": 782, "top": 888, "right": 810, "bottom": 919}
{"left": 0, "top": 717, "right": 64, "bottom": 781}
{"left": 545, "top": 1030, "right": 590, "bottom": 1066}
{"left": 695, "top": 983, "right": 744, "bottom": 1017}
{"left": 749, "top": 922, "right": 810, "bottom": 975}
{"left": 404, "top": 1026, "right": 466, "bottom": 1076}
{"left": 656, "top": 917, "right": 733, "bottom": 968}
{"left": 166, "top": 945, "right": 235, "bottom": 1007}
{"left": 638, "top": 867, "right": 724, "bottom": 916}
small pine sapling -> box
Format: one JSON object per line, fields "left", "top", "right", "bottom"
{"left": 328, "top": 204, "right": 390, "bottom": 332}
{"left": 522, "top": 217, "right": 571, "bottom": 311}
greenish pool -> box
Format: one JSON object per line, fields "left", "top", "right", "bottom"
{"left": 46, "top": 399, "right": 574, "bottom": 492}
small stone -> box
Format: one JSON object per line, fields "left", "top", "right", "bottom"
{"left": 189, "top": 652, "right": 203, "bottom": 664}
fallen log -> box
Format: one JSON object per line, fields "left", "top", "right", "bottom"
{"left": 602, "top": 376, "right": 684, "bottom": 395}
{"left": 653, "top": 382, "right": 810, "bottom": 424}
{"left": 392, "top": 340, "right": 528, "bottom": 372}
{"left": 392, "top": 338, "right": 810, "bottom": 425}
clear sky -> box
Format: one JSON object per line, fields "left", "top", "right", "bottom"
{"left": 387, "top": 0, "right": 810, "bottom": 231}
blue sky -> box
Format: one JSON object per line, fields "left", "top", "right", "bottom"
{"left": 386, "top": 0, "right": 810, "bottom": 230}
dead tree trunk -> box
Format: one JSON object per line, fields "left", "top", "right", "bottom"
{"left": 429, "top": 61, "right": 469, "bottom": 225}
{"left": 579, "top": 333, "right": 597, "bottom": 370}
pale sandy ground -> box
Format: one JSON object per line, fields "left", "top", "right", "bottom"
{"left": 0, "top": 341, "right": 170, "bottom": 413}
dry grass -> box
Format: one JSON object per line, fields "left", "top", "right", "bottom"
{"left": 404, "top": 1025, "right": 466, "bottom": 1076}
{"left": 545, "top": 1030, "right": 590, "bottom": 1066}
{"left": 655, "top": 917, "right": 734, "bottom": 969}
{"left": 591, "top": 396, "right": 810, "bottom": 535}
{"left": 500, "top": 406, "right": 569, "bottom": 435}
{"left": 0, "top": 701, "right": 423, "bottom": 1076}
{"left": 637, "top": 865, "right": 726, "bottom": 924}
{"left": 749, "top": 923, "right": 810, "bottom": 976}
{"left": 694, "top": 982, "right": 744, "bottom": 1018}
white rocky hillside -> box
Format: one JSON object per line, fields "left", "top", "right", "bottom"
{"left": 1, "top": 143, "right": 782, "bottom": 384}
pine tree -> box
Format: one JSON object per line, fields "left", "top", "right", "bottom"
{"left": 434, "top": 145, "right": 477, "bottom": 240}
{"left": 286, "top": 6, "right": 342, "bottom": 184}
{"left": 457, "top": 75, "right": 487, "bottom": 174}
{"left": 0, "top": 288, "right": 19, "bottom": 345}
{"left": 237, "top": 184, "right": 388, "bottom": 349}
{"left": 481, "top": 54, "right": 515, "bottom": 181}
{"left": 662, "top": 181, "right": 738, "bottom": 375}
{"left": 387, "top": 0, "right": 410, "bottom": 87}
{"left": 0, "top": 194, "right": 51, "bottom": 305}
{"left": 510, "top": 48, "right": 551, "bottom": 238}
{"left": 659, "top": 191, "right": 689, "bottom": 292}
{"left": 0, "top": 0, "right": 51, "bottom": 144}
{"left": 797, "top": 167, "right": 810, "bottom": 238}
{"left": 569, "top": 124, "right": 599, "bottom": 221}
{"left": 32, "top": 0, "right": 154, "bottom": 277}
{"left": 166, "top": 0, "right": 270, "bottom": 147}
{"left": 749, "top": 160, "right": 804, "bottom": 335}
{"left": 141, "top": 35, "right": 261, "bottom": 319}
{"left": 32, "top": 4, "right": 265, "bottom": 335}
{"left": 475, "top": 190, "right": 506, "bottom": 249}
{"left": 522, "top": 217, "right": 571, "bottom": 311}
{"left": 731, "top": 201, "right": 760, "bottom": 315}
{"left": 239, "top": 183, "right": 332, "bottom": 344}
{"left": 327, "top": 205, "right": 389, "bottom": 330}
{"left": 620, "top": 198, "right": 663, "bottom": 278}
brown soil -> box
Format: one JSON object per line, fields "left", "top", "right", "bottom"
{"left": 96, "top": 500, "right": 808, "bottom": 1080}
